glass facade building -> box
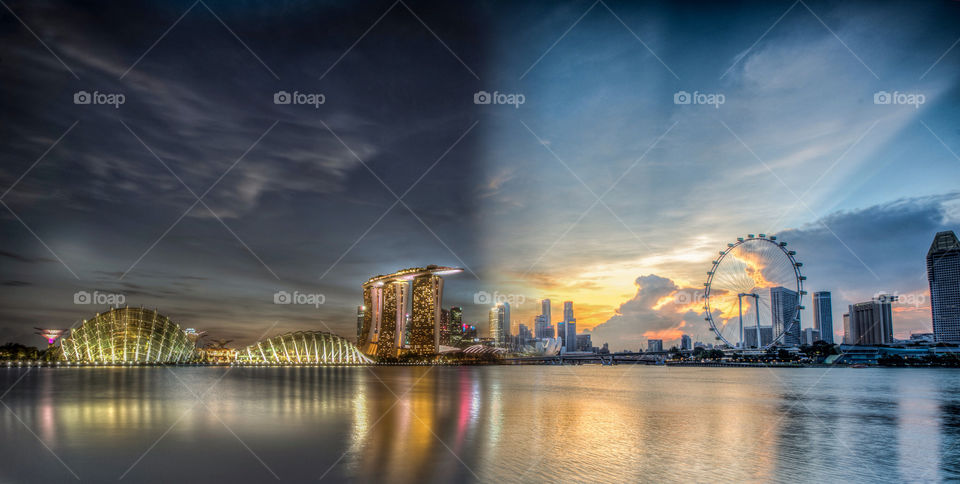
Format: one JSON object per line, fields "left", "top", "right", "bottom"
{"left": 238, "top": 331, "right": 372, "bottom": 364}
{"left": 928, "top": 231, "right": 960, "bottom": 343}
{"left": 813, "top": 291, "right": 834, "bottom": 344}
{"left": 60, "top": 307, "right": 193, "bottom": 363}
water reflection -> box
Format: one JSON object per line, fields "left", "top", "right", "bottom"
{"left": 1, "top": 367, "right": 959, "bottom": 482}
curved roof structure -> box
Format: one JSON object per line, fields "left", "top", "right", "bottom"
{"left": 60, "top": 307, "right": 193, "bottom": 363}
{"left": 238, "top": 331, "right": 373, "bottom": 364}
{"left": 362, "top": 265, "right": 462, "bottom": 288}
{"left": 462, "top": 344, "right": 507, "bottom": 355}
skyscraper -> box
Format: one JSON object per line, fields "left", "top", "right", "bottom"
{"left": 680, "top": 334, "right": 692, "bottom": 350}
{"left": 501, "top": 302, "right": 511, "bottom": 340}
{"left": 927, "top": 230, "right": 960, "bottom": 343}
{"left": 541, "top": 299, "right": 552, "bottom": 336}
{"left": 771, "top": 286, "right": 800, "bottom": 346}
{"left": 563, "top": 301, "right": 574, "bottom": 323}
{"left": 647, "top": 339, "right": 663, "bottom": 352}
{"left": 845, "top": 295, "right": 896, "bottom": 345}
{"left": 562, "top": 301, "right": 576, "bottom": 352}
{"left": 356, "top": 305, "right": 366, "bottom": 344}
{"left": 450, "top": 306, "right": 463, "bottom": 347}
{"left": 812, "top": 291, "right": 834, "bottom": 344}
{"left": 565, "top": 320, "right": 577, "bottom": 353}
{"left": 439, "top": 308, "right": 450, "bottom": 346}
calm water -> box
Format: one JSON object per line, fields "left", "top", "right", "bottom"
{"left": 1, "top": 366, "right": 958, "bottom": 483}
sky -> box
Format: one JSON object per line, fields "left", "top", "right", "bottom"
{"left": 1, "top": 0, "right": 959, "bottom": 351}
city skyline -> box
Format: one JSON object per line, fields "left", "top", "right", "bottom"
{"left": 2, "top": 1, "right": 960, "bottom": 352}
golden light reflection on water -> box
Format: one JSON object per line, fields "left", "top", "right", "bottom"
{"left": 1, "top": 367, "right": 959, "bottom": 482}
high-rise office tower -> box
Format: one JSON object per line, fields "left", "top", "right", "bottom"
{"left": 557, "top": 321, "right": 566, "bottom": 346}
{"left": 812, "top": 291, "right": 834, "bottom": 344}
{"left": 647, "top": 339, "right": 663, "bottom": 352}
{"left": 439, "top": 308, "right": 450, "bottom": 346}
{"left": 450, "top": 306, "right": 463, "bottom": 347}
{"left": 562, "top": 301, "right": 575, "bottom": 351}
{"left": 565, "top": 320, "right": 577, "bottom": 353}
{"left": 501, "top": 302, "right": 511, "bottom": 340}
{"left": 680, "top": 334, "right": 692, "bottom": 350}
{"left": 356, "top": 305, "right": 366, "bottom": 344}
{"left": 927, "top": 231, "right": 960, "bottom": 343}
{"left": 541, "top": 299, "right": 552, "bottom": 336}
{"left": 489, "top": 307, "right": 499, "bottom": 342}
{"left": 771, "top": 286, "right": 800, "bottom": 346}
{"left": 563, "top": 301, "right": 574, "bottom": 323}
{"left": 845, "top": 295, "right": 896, "bottom": 345}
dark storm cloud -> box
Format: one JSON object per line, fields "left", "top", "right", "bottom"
{"left": 0, "top": 249, "right": 54, "bottom": 264}
{"left": 0, "top": 0, "right": 487, "bottom": 344}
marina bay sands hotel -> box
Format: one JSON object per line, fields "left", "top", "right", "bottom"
{"left": 357, "top": 265, "right": 462, "bottom": 358}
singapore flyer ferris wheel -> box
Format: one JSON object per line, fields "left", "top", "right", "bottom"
{"left": 703, "top": 234, "right": 805, "bottom": 349}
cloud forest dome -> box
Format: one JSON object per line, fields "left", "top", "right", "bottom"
{"left": 237, "top": 331, "right": 372, "bottom": 364}
{"left": 60, "top": 307, "right": 193, "bottom": 363}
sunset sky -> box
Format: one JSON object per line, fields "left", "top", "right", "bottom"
{"left": 2, "top": 0, "right": 959, "bottom": 351}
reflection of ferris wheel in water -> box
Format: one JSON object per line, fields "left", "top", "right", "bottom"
{"left": 703, "top": 234, "right": 805, "bottom": 349}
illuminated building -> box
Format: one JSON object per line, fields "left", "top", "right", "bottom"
{"left": 439, "top": 309, "right": 450, "bottom": 346}
{"left": 359, "top": 265, "right": 462, "bottom": 358}
{"left": 200, "top": 347, "right": 237, "bottom": 363}
{"left": 237, "top": 331, "right": 372, "bottom": 364}
{"left": 488, "top": 303, "right": 510, "bottom": 347}
{"left": 449, "top": 307, "right": 463, "bottom": 347}
{"left": 377, "top": 281, "right": 408, "bottom": 358}
{"left": 410, "top": 273, "right": 444, "bottom": 355}
{"left": 60, "top": 307, "right": 194, "bottom": 363}
{"left": 928, "top": 231, "right": 960, "bottom": 343}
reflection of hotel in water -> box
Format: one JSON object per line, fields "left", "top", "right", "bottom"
{"left": 358, "top": 266, "right": 461, "bottom": 358}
